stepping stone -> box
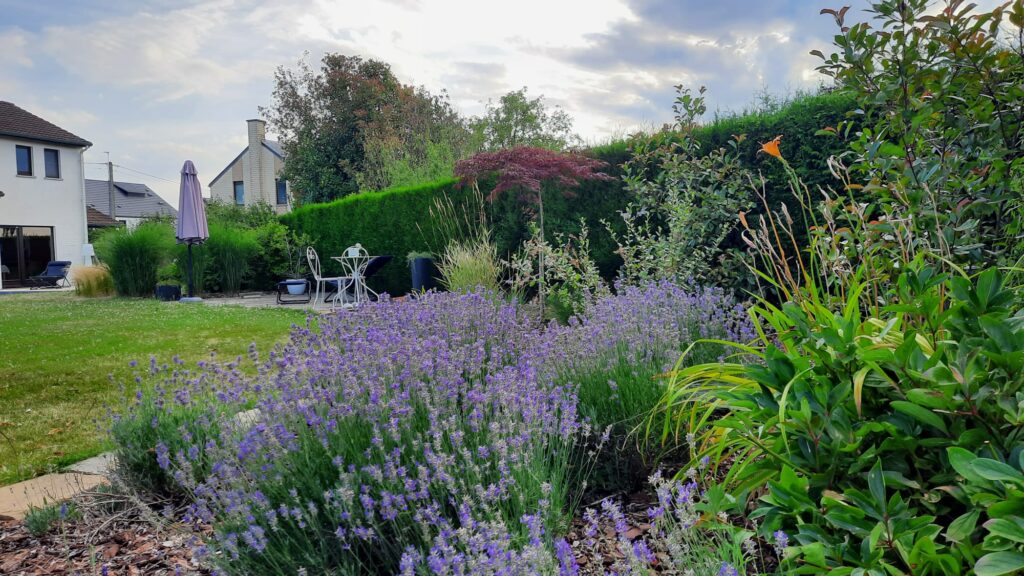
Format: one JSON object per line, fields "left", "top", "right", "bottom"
{"left": 0, "top": 473, "right": 107, "bottom": 520}
{"left": 64, "top": 452, "right": 116, "bottom": 476}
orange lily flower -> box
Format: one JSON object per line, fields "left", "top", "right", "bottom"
{"left": 759, "top": 135, "right": 783, "bottom": 160}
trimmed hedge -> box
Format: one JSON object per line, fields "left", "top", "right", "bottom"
{"left": 281, "top": 179, "right": 473, "bottom": 295}
{"left": 695, "top": 90, "right": 857, "bottom": 241}
{"left": 282, "top": 91, "right": 857, "bottom": 293}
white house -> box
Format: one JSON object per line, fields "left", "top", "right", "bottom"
{"left": 209, "top": 119, "right": 291, "bottom": 213}
{"left": 0, "top": 101, "right": 92, "bottom": 289}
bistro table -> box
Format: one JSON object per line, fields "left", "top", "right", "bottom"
{"left": 330, "top": 244, "right": 372, "bottom": 307}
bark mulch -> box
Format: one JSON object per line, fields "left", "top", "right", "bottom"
{"left": 0, "top": 486, "right": 209, "bottom": 576}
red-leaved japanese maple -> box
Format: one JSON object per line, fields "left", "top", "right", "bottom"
{"left": 454, "top": 147, "right": 612, "bottom": 310}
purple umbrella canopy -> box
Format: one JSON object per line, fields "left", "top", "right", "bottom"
{"left": 176, "top": 160, "right": 208, "bottom": 245}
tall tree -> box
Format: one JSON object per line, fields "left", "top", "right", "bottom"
{"left": 358, "top": 87, "right": 474, "bottom": 191}
{"left": 264, "top": 54, "right": 404, "bottom": 204}
{"left": 470, "top": 88, "right": 579, "bottom": 151}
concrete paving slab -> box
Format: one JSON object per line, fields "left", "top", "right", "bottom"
{"left": 0, "top": 473, "right": 107, "bottom": 520}
{"left": 64, "top": 452, "right": 116, "bottom": 476}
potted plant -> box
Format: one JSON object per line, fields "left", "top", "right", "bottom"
{"left": 278, "top": 231, "right": 312, "bottom": 295}
{"left": 407, "top": 251, "right": 436, "bottom": 292}
{"left": 155, "top": 262, "right": 182, "bottom": 301}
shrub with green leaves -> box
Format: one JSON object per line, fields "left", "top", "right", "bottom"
{"left": 95, "top": 222, "right": 174, "bottom": 297}
{"left": 657, "top": 267, "right": 1024, "bottom": 574}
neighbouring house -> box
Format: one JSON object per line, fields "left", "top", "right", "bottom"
{"left": 209, "top": 119, "right": 291, "bottom": 213}
{"left": 0, "top": 101, "right": 92, "bottom": 289}
{"left": 85, "top": 178, "right": 177, "bottom": 229}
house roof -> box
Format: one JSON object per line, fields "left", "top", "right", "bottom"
{"left": 0, "top": 101, "right": 92, "bottom": 148}
{"left": 208, "top": 140, "right": 285, "bottom": 187}
{"left": 85, "top": 179, "right": 178, "bottom": 219}
{"left": 86, "top": 206, "right": 121, "bottom": 228}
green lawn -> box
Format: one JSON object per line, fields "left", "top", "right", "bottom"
{"left": 0, "top": 292, "right": 307, "bottom": 485}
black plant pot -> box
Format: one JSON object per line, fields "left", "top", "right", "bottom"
{"left": 410, "top": 258, "right": 437, "bottom": 292}
{"left": 155, "top": 284, "right": 181, "bottom": 301}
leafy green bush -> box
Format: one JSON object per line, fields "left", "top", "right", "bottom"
{"left": 95, "top": 222, "right": 174, "bottom": 297}
{"left": 206, "top": 224, "right": 258, "bottom": 296}
{"left": 281, "top": 178, "right": 474, "bottom": 295}
{"left": 658, "top": 267, "right": 1024, "bottom": 574}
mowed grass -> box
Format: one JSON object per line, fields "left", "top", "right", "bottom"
{"left": 0, "top": 292, "right": 308, "bottom": 485}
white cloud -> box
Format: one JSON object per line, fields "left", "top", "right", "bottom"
{"left": 11, "top": 0, "right": 953, "bottom": 203}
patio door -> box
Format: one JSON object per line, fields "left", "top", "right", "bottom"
{"left": 0, "top": 226, "right": 55, "bottom": 288}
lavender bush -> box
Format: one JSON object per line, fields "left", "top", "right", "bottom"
{"left": 111, "top": 283, "right": 751, "bottom": 574}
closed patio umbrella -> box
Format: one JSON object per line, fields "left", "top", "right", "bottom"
{"left": 175, "top": 160, "right": 208, "bottom": 302}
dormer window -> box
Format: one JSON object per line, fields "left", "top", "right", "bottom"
{"left": 15, "top": 145, "right": 32, "bottom": 176}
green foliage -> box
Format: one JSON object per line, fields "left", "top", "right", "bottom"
{"left": 469, "top": 87, "right": 578, "bottom": 151}
{"left": 267, "top": 54, "right": 474, "bottom": 202}
{"left": 814, "top": 0, "right": 1024, "bottom": 272}
{"left": 507, "top": 221, "right": 609, "bottom": 322}
{"left": 281, "top": 178, "right": 475, "bottom": 295}
{"left": 156, "top": 262, "right": 180, "bottom": 286}
{"left": 205, "top": 224, "right": 259, "bottom": 296}
{"left": 487, "top": 91, "right": 854, "bottom": 290}
{"left": 23, "top": 500, "right": 79, "bottom": 536}
{"left": 358, "top": 88, "right": 475, "bottom": 191}
{"left": 488, "top": 145, "right": 632, "bottom": 282}
{"left": 611, "top": 85, "right": 755, "bottom": 290}
{"left": 174, "top": 242, "right": 211, "bottom": 294}
{"left": 94, "top": 222, "right": 174, "bottom": 297}
{"left": 654, "top": 266, "right": 1024, "bottom": 574}
{"left": 205, "top": 200, "right": 279, "bottom": 229}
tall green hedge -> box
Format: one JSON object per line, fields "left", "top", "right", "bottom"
{"left": 280, "top": 179, "right": 473, "bottom": 295}
{"left": 695, "top": 90, "right": 857, "bottom": 244}
{"left": 282, "top": 91, "right": 857, "bottom": 293}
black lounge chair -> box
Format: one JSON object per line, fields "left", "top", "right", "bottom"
{"left": 28, "top": 260, "right": 72, "bottom": 289}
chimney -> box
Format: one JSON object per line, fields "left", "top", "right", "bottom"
{"left": 246, "top": 119, "right": 266, "bottom": 205}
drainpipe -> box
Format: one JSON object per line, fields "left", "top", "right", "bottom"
{"left": 81, "top": 145, "right": 92, "bottom": 266}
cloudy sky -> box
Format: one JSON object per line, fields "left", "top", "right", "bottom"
{"left": 0, "top": 0, "right": 875, "bottom": 203}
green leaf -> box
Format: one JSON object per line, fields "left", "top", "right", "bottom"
{"left": 868, "top": 460, "right": 886, "bottom": 509}
{"left": 975, "top": 551, "right": 1024, "bottom": 576}
{"left": 985, "top": 518, "right": 1024, "bottom": 544}
{"left": 972, "top": 459, "right": 1024, "bottom": 483}
{"left": 948, "top": 447, "right": 985, "bottom": 482}
{"left": 947, "top": 510, "right": 981, "bottom": 544}
{"left": 891, "top": 400, "right": 949, "bottom": 434}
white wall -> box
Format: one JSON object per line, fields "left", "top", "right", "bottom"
{"left": 0, "top": 138, "right": 88, "bottom": 272}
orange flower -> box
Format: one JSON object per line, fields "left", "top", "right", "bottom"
{"left": 759, "top": 135, "right": 783, "bottom": 160}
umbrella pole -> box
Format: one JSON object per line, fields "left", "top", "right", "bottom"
{"left": 187, "top": 243, "right": 195, "bottom": 298}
